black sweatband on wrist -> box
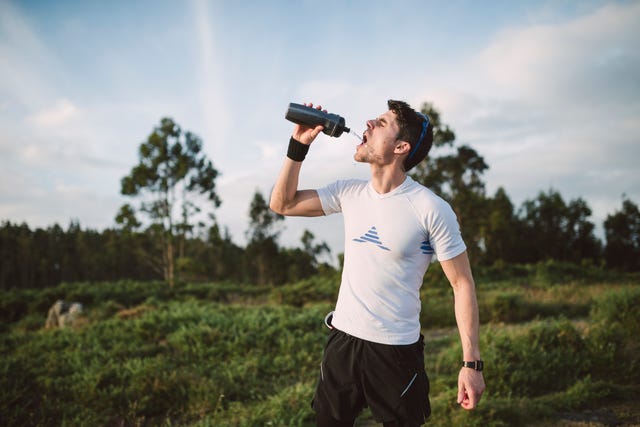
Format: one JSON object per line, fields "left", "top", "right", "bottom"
{"left": 287, "top": 137, "right": 310, "bottom": 162}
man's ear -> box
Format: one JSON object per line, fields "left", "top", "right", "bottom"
{"left": 394, "top": 140, "right": 411, "bottom": 155}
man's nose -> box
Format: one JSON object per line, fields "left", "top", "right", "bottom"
{"left": 366, "top": 119, "right": 375, "bottom": 129}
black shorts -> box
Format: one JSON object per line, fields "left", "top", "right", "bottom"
{"left": 311, "top": 329, "right": 431, "bottom": 426}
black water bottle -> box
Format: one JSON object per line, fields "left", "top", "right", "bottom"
{"left": 285, "top": 103, "right": 350, "bottom": 138}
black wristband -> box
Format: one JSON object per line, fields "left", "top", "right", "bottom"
{"left": 287, "top": 137, "right": 310, "bottom": 162}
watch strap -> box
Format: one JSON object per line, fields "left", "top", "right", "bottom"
{"left": 461, "top": 360, "right": 484, "bottom": 371}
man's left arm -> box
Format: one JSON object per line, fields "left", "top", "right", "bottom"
{"left": 440, "top": 251, "right": 486, "bottom": 410}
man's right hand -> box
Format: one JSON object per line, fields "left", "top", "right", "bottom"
{"left": 292, "top": 103, "right": 325, "bottom": 145}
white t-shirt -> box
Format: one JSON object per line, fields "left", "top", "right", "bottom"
{"left": 317, "top": 176, "right": 466, "bottom": 345}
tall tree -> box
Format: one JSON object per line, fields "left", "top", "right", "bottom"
{"left": 283, "top": 230, "right": 333, "bottom": 281}
{"left": 117, "top": 117, "right": 220, "bottom": 288}
{"left": 301, "top": 229, "right": 331, "bottom": 267}
{"left": 410, "top": 102, "right": 489, "bottom": 262}
{"left": 604, "top": 198, "right": 640, "bottom": 271}
{"left": 564, "top": 198, "right": 602, "bottom": 262}
{"left": 518, "top": 189, "right": 601, "bottom": 263}
{"left": 245, "top": 190, "right": 284, "bottom": 285}
{"left": 481, "top": 187, "right": 521, "bottom": 264}
{"left": 206, "top": 218, "right": 246, "bottom": 282}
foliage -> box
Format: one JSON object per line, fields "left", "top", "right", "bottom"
{"left": 406, "top": 104, "right": 616, "bottom": 270}
{"left": 270, "top": 275, "right": 339, "bottom": 307}
{"left": 483, "top": 319, "right": 590, "bottom": 397}
{"left": 2, "top": 270, "right": 639, "bottom": 426}
{"left": 245, "top": 190, "right": 285, "bottom": 286}
{"left": 518, "top": 189, "right": 602, "bottom": 263}
{"left": 0, "top": 220, "right": 335, "bottom": 290}
{"left": 2, "top": 294, "right": 331, "bottom": 426}
{"left": 587, "top": 286, "right": 640, "bottom": 382}
{"left": 3, "top": 103, "right": 640, "bottom": 294}
{"left": 604, "top": 197, "right": 640, "bottom": 271}
{"left": 117, "top": 118, "right": 221, "bottom": 288}
{"left": 410, "top": 103, "right": 489, "bottom": 262}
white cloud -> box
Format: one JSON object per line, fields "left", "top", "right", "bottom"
{"left": 474, "top": 2, "right": 640, "bottom": 107}
{"left": 26, "top": 98, "right": 80, "bottom": 127}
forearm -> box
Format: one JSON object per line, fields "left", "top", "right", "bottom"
{"left": 453, "top": 280, "right": 481, "bottom": 361}
{"left": 270, "top": 157, "right": 303, "bottom": 214}
{"left": 441, "top": 252, "right": 485, "bottom": 408}
{"left": 269, "top": 137, "right": 323, "bottom": 217}
{"left": 441, "top": 252, "right": 482, "bottom": 360}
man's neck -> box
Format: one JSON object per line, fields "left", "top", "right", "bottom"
{"left": 369, "top": 165, "right": 407, "bottom": 194}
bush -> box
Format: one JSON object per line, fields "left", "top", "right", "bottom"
{"left": 2, "top": 275, "right": 639, "bottom": 426}
{"left": 483, "top": 292, "right": 530, "bottom": 323}
{"left": 1, "top": 299, "right": 332, "bottom": 425}
{"left": 533, "top": 259, "right": 611, "bottom": 286}
{"left": 269, "top": 276, "right": 339, "bottom": 307}
{"left": 587, "top": 287, "right": 640, "bottom": 383}
{"left": 481, "top": 319, "right": 589, "bottom": 398}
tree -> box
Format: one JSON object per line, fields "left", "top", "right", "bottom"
{"left": 410, "top": 102, "right": 489, "bottom": 262}
{"left": 481, "top": 187, "right": 521, "bottom": 264}
{"left": 604, "top": 198, "right": 640, "bottom": 271}
{"left": 518, "top": 189, "right": 601, "bottom": 263}
{"left": 206, "top": 218, "right": 246, "bottom": 282}
{"left": 117, "top": 117, "right": 220, "bottom": 288}
{"left": 301, "top": 229, "right": 331, "bottom": 267}
{"left": 564, "top": 198, "right": 602, "bottom": 262}
{"left": 245, "top": 190, "right": 284, "bottom": 285}
{"left": 283, "top": 230, "right": 332, "bottom": 281}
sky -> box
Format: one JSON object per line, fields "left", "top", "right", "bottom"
{"left": 1, "top": 0, "right": 639, "bottom": 263}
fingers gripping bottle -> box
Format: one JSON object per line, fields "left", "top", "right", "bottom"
{"left": 285, "top": 103, "right": 350, "bottom": 138}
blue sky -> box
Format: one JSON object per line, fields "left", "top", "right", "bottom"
{"left": 1, "top": 0, "right": 639, "bottom": 260}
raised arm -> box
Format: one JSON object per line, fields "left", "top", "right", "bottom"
{"left": 440, "top": 251, "right": 486, "bottom": 410}
{"left": 269, "top": 104, "right": 325, "bottom": 217}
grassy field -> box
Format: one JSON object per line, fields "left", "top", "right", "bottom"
{"left": 2, "top": 262, "right": 639, "bottom": 426}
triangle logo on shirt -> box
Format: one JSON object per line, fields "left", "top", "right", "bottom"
{"left": 353, "top": 226, "right": 390, "bottom": 251}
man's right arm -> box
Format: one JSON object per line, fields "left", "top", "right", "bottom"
{"left": 269, "top": 156, "right": 324, "bottom": 217}
{"left": 269, "top": 106, "right": 325, "bottom": 217}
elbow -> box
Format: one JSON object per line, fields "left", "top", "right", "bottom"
{"left": 269, "top": 195, "right": 286, "bottom": 215}
{"left": 270, "top": 203, "right": 284, "bottom": 215}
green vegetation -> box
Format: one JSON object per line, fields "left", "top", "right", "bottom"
{"left": 2, "top": 265, "right": 639, "bottom": 426}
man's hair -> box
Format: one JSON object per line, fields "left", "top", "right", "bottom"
{"left": 387, "top": 99, "right": 433, "bottom": 171}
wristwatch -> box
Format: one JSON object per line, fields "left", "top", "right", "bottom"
{"left": 461, "top": 360, "right": 484, "bottom": 371}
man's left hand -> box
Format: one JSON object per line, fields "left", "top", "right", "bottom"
{"left": 457, "top": 368, "right": 485, "bottom": 410}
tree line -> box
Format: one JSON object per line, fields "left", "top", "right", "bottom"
{"left": 1, "top": 106, "right": 638, "bottom": 290}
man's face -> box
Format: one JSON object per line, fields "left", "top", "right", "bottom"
{"left": 354, "top": 109, "right": 402, "bottom": 165}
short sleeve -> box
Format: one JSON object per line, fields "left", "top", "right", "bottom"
{"left": 428, "top": 201, "right": 467, "bottom": 261}
{"left": 316, "top": 181, "right": 345, "bottom": 215}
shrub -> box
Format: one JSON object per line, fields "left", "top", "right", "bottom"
{"left": 587, "top": 287, "right": 640, "bottom": 383}
{"left": 483, "top": 292, "right": 529, "bottom": 323}
{"left": 270, "top": 276, "right": 339, "bottom": 307}
{"left": 481, "top": 320, "right": 589, "bottom": 398}
{"left": 533, "top": 259, "right": 611, "bottom": 286}
{"left": 1, "top": 299, "right": 332, "bottom": 425}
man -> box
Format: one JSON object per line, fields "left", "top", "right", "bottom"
{"left": 270, "top": 100, "right": 485, "bottom": 427}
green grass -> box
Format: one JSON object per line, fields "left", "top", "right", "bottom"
{"left": 2, "top": 266, "right": 639, "bottom": 426}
